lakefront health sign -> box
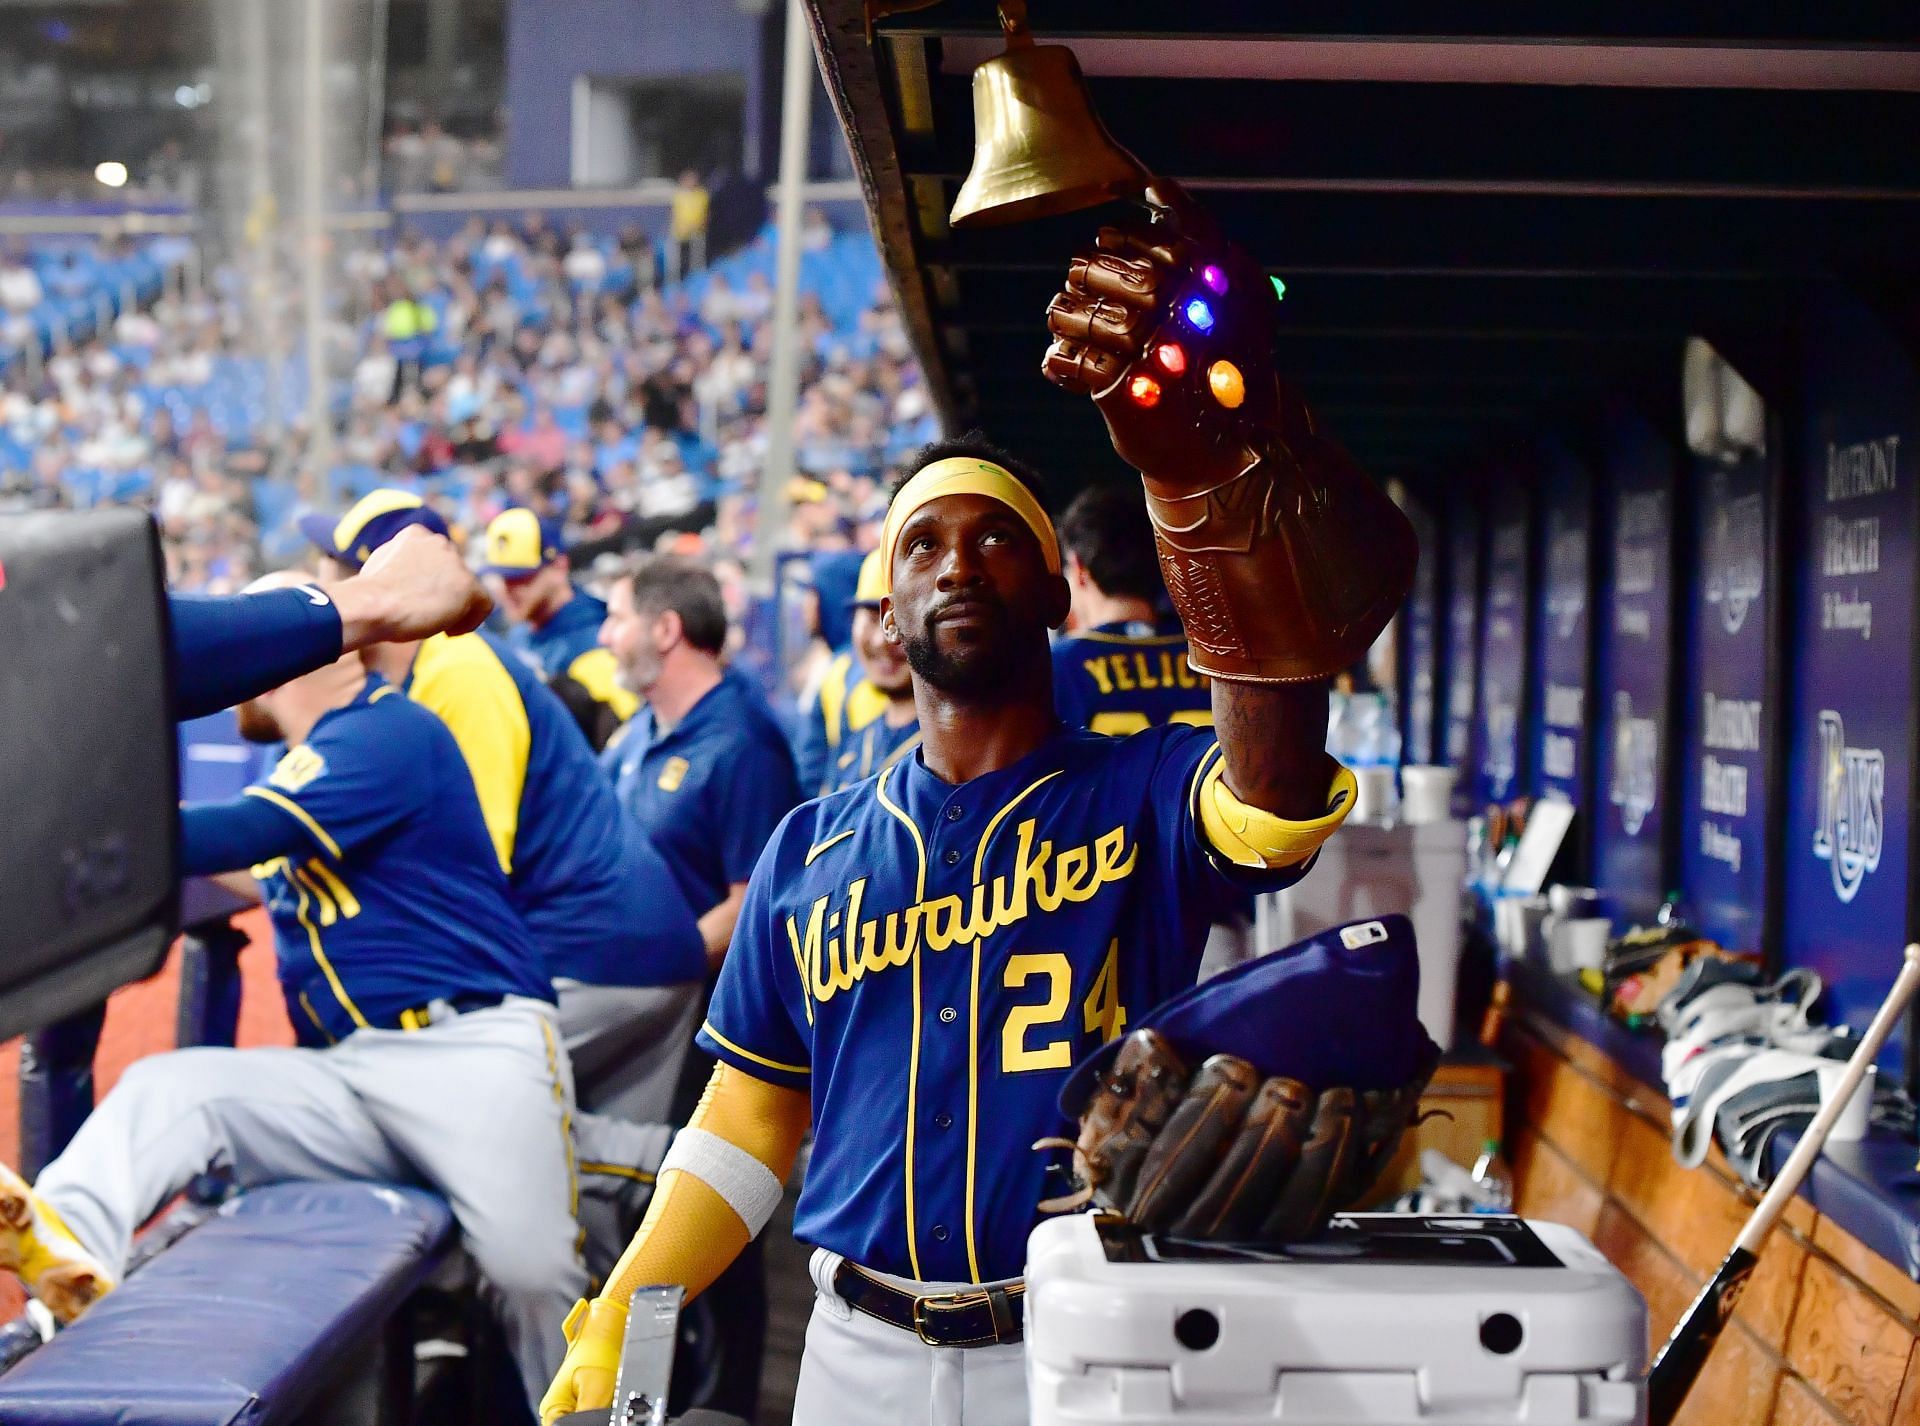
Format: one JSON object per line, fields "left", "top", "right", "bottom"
{"left": 1476, "top": 485, "right": 1531, "bottom": 805}
{"left": 1444, "top": 504, "right": 1482, "bottom": 805}
{"left": 1592, "top": 412, "right": 1676, "bottom": 926}
{"left": 1529, "top": 441, "right": 1593, "bottom": 822}
{"left": 1782, "top": 289, "right": 1918, "bottom": 1055}
{"left": 1677, "top": 444, "right": 1773, "bottom": 954}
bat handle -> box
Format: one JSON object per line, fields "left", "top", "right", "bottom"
{"left": 1645, "top": 1246, "right": 1757, "bottom": 1426}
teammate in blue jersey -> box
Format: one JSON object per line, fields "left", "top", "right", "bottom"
{"left": 0, "top": 592, "right": 592, "bottom": 1412}
{"left": 168, "top": 522, "right": 488, "bottom": 722}
{"left": 1051, "top": 483, "right": 1255, "bottom": 974}
{"left": 483, "top": 507, "right": 638, "bottom": 748}
{"left": 792, "top": 547, "right": 921, "bottom": 796}
{"left": 308, "top": 491, "right": 707, "bottom": 1124}
{"left": 1050, "top": 481, "right": 1211, "bottom": 735}
{"left": 542, "top": 436, "right": 1359, "bottom": 1426}
{"left": 599, "top": 555, "right": 801, "bottom": 967}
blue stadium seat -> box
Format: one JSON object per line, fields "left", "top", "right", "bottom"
{"left": 0, "top": 1181, "right": 452, "bottom": 1426}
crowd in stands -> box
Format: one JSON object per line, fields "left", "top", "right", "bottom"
{"left": 0, "top": 209, "right": 939, "bottom": 624}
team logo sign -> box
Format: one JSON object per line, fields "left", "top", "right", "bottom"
{"left": 1702, "top": 471, "right": 1764, "bottom": 636}
{"left": 1811, "top": 709, "right": 1884, "bottom": 904}
{"left": 1545, "top": 521, "right": 1587, "bottom": 640}
{"left": 1609, "top": 691, "right": 1659, "bottom": 837}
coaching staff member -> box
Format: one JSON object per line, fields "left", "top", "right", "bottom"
{"left": 598, "top": 556, "right": 800, "bottom": 970}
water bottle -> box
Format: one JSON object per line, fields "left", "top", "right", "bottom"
{"left": 1469, "top": 1138, "right": 1514, "bottom": 1213}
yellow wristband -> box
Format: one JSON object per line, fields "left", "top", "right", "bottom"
{"left": 1199, "top": 759, "right": 1356, "bottom": 869}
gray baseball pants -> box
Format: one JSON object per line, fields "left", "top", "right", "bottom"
{"left": 34, "top": 998, "right": 583, "bottom": 1411}
{"left": 554, "top": 978, "right": 701, "bottom": 1123}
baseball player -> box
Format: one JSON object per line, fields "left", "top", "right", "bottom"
{"left": 306, "top": 492, "right": 707, "bottom": 1125}
{"left": 481, "top": 507, "right": 638, "bottom": 747}
{"left": 792, "top": 547, "right": 922, "bottom": 797}
{"left": 538, "top": 431, "right": 1348, "bottom": 1423}
{"left": 169, "top": 523, "right": 488, "bottom": 721}
{"left": 1050, "top": 482, "right": 1209, "bottom": 734}
{"left": 541, "top": 203, "right": 1417, "bottom": 1422}
{"left": 0, "top": 580, "right": 664, "bottom": 1412}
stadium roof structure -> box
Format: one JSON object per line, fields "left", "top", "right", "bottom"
{"left": 806, "top": 0, "right": 1920, "bottom": 493}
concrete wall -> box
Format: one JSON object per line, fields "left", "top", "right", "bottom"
{"left": 503, "top": 0, "right": 774, "bottom": 191}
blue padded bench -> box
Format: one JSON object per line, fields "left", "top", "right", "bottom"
{"left": 0, "top": 1181, "right": 453, "bottom": 1426}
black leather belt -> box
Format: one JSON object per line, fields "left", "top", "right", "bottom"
{"left": 386, "top": 991, "right": 508, "bottom": 1032}
{"left": 831, "top": 1261, "right": 1024, "bottom": 1347}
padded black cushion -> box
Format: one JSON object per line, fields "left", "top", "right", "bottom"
{"left": 0, "top": 509, "right": 176, "bottom": 1039}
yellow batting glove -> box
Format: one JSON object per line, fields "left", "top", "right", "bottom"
{"left": 539, "top": 1296, "right": 628, "bottom": 1425}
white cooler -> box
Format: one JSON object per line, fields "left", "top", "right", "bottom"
{"left": 1024, "top": 1213, "right": 1646, "bottom": 1425}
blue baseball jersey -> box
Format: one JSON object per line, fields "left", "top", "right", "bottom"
{"left": 239, "top": 676, "right": 550, "bottom": 1046}
{"left": 823, "top": 713, "right": 921, "bottom": 795}
{"left": 1051, "top": 620, "right": 1212, "bottom": 735}
{"left": 603, "top": 668, "right": 801, "bottom": 916}
{"left": 407, "top": 630, "right": 705, "bottom": 989}
{"left": 698, "top": 724, "right": 1320, "bottom": 1284}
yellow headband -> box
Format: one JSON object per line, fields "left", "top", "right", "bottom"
{"left": 879, "top": 456, "right": 1060, "bottom": 596}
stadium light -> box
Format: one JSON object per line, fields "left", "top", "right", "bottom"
{"left": 93, "top": 161, "right": 129, "bottom": 188}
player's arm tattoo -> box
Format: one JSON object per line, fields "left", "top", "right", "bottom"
{"left": 1211, "top": 679, "right": 1331, "bottom": 822}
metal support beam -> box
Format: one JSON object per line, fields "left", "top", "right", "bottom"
{"left": 750, "top": 0, "right": 817, "bottom": 591}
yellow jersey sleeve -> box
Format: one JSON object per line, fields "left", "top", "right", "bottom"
{"left": 566, "top": 647, "right": 641, "bottom": 723}
{"left": 408, "top": 633, "right": 531, "bottom": 873}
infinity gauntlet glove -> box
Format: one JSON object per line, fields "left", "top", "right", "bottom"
{"left": 1043, "top": 200, "right": 1417, "bottom": 683}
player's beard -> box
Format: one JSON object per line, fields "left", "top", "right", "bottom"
{"left": 901, "top": 599, "right": 1027, "bottom": 697}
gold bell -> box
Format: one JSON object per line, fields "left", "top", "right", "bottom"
{"left": 949, "top": 0, "right": 1150, "bottom": 228}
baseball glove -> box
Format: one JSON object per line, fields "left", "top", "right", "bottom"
{"left": 1037, "top": 1027, "right": 1433, "bottom": 1241}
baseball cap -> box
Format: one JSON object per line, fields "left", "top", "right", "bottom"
{"left": 482, "top": 507, "right": 564, "bottom": 580}
{"left": 850, "top": 548, "right": 886, "bottom": 608}
{"left": 1058, "top": 914, "right": 1440, "bottom": 1117}
{"left": 299, "top": 489, "right": 450, "bottom": 570}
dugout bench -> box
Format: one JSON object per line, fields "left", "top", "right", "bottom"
{"left": 0, "top": 890, "right": 527, "bottom": 1426}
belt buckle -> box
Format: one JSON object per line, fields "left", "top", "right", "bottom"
{"left": 911, "top": 1290, "right": 987, "bottom": 1347}
{"left": 910, "top": 1294, "right": 942, "bottom": 1346}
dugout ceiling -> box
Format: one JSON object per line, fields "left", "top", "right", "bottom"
{"left": 805, "top": 0, "right": 1920, "bottom": 495}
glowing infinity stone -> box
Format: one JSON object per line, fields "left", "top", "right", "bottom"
{"left": 1270, "top": 275, "right": 1287, "bottom": 301}
{"left": 1183, "top": 297, "right": 1215, "bottom": 332}
{"left": 1201, "top": 264, "right": 1228, "bottom": 295}
{"left": 1207, "top": 359, "right": 1246, "bottom": 409}
{"left": 1128, "top": 373, "right": 1162, "bottom": 408}
{"left": 1153, "top": 342, "right": 1187, "bottom": 375}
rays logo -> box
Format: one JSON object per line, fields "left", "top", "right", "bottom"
{"left": 1703, "top": 472, "right": 1764, "bottom": 636}
{"left": 1812, "top": 710, "right": 1884, "bottom": 904}
{"left": 1609, "top": 691, "right": 1659, "bottom": 837}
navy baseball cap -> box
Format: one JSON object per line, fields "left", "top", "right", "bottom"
{"left": 481, "top": 507, "right": 566, "bottom": 580}
{"left": 299, "top": 489, "right": 451, "bottom": 570}
{"left": 1059, "top": 915, "right": 1440, "bottom": 1117}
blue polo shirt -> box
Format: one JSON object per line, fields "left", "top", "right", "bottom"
{"left": 602, "top": 667, "right": 801, "bottom": 916}
{"left": 406, "top": 629, "right": 705, "bottom": 988}
{"left": 184, "top": 675, "right": 550, "bottom": 1047}
{"left": 1052, "top": 619, "right": 1212, "bottom": 735}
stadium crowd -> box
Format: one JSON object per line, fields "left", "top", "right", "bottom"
{"left": 0, "top": 209, "right": 938, "bottom": 629}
